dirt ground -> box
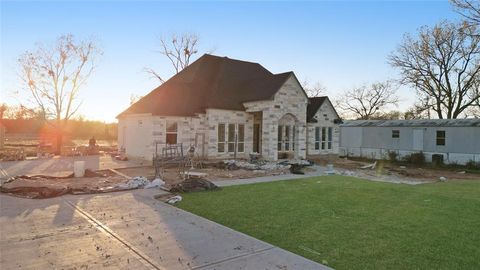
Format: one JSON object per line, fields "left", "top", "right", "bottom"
{"left": 116, "top": 164, "right": 289, "bottom": 186}
{"left": 0, "top": 162, "right": 290, "bottom": 198}
{"left": 309, "top": 155, "right": 480, "bottom": 182}
{"left": 0, "top": 169, "right": 132, "bottom": 198}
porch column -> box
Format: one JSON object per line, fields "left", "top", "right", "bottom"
{"left": 261, "top": 112, "right": 277, "bottom": 161}
{"left": 296, "top": 123, "right": 307, "bottom": 159}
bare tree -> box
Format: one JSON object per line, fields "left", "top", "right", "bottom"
{"left": 335, "top": 81, "right": 399, "bottom": 120}
{"left": 129, "top": 94, "right": 143, "bottom": 105}
{"left": 452, "top": 0, "right": 480, "bottom": 26}
{"left": 18, "top": 34, "right": 102, "bottom": 152}
{"left": 389, "top": 21, "right": 480, "bottom": 119}
{"left": 145, "top": 33, "right": 200, "bottom": 83}
{"left": 0, "top": 104, "right": 43, "bottom": 120}
{"left": 302, "top": 79, "right": 327, "bottom": 97}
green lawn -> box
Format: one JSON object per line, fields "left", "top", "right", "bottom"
{"left": 177, "top": 176, "right": 480, "bottom": 270}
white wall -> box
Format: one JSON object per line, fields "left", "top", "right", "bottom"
{"left": 118, "top": 114, "right": 154, "bottom": 160}
{"left": 339, "top": 125, "right": 480, "bottom": 165}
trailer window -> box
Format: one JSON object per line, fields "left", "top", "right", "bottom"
{"left": 392, "top": 130, "right": 400, "bottom": 138}
{"left": 436, "top": 130, "right": 445, "bottom": 146}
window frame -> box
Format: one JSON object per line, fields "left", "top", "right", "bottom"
{"left": 321, "top": 127, "right": 326, "bottom": 150}
{"left": 227, "top": 123, "right": 236, "bottom": 153}
{"left": 277, "top": 125, "right": 283, "bottom": 151}
{"left": 327, "top": 127, "right": 333, "bottom": 150}
{"left": 392, "top": 130, "right": 400, "bottom": 138}
{"left": 237, "top": 124, "right": 245, "bottom": 153}
{"left": 165, "top": 121, "right": 178, "bottom": 145}
{"left": 217, "top": 123, "right": 226, "bottom": 153}
{"left": 314, "top": 127, "right": 320, "bottom": 150}
{"left": 436, "top": 130, "right": 446, "bottom": 146}
{"left": 218, "top": 123, "right": 245, "bottom": 153}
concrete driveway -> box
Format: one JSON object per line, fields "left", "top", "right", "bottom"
{"left": 0, "top": 155, "right": 145, "bottom": 179}
{"left": 0, "top": 189, "right": 330, "bottom": 269}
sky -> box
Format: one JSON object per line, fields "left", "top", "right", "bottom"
{"left": 1, "top": 0, "right": 461, "bottom": 122}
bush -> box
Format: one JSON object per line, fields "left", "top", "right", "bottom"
{"left": 387, "top": 151, "right": 398, "bottom": 162}
{"left": 466, "top": 160, "right": 480, "bottom": 170}
{"left": 403, "top": 152, "right": 425, "bottom": 166}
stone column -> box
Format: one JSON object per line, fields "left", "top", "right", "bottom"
{"left": 261, "top": 111, "right": 277, "bottom": 161}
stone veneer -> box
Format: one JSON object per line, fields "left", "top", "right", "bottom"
{"left": 244, "top": 75, "right": 308, "bottom": 160}
{"left": 306, "top": 99, "right": 340, "bottom": 155}
{"left": 118, "top": 75, "right": 340, "bottom": 161}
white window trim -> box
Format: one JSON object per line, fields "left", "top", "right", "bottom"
{"left": 278, "top": 124, "right": 295, "bottom": 152}
{"left": 165, "top": 121, "right": 178, "bottom": 145}
{"left": 218, "top": 123, "right": 245, "bottom": 153}
{"left": 314, "top": 127, "right": 320, "bottom": 150}
{"left": 217, "top": 123, "right": 226, "bottom": 153}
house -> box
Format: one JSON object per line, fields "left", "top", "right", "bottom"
{"left": 117, "top": 54, "right": 340, "bottom": 161}
{"left": 339, "top": 119, "right": 480, "bottom": 165}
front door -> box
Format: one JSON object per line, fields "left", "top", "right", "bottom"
{"left": 195, "top": 133, "right": 205, "bottom": 158}
{"left": 253, "top": 124, "right": 260, "bottom": 153}
{"left": 412, "top": 129, "right": 424, "bottom": 151}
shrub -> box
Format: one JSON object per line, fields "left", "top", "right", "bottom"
{"left": 403, "top": 152, "right": 425, "bottom": 166}
{"left": 387, "top": 151, "right": 398, "bottom": 162}
{"left": 466, "top": 160, "right": 480, "bottom": 170}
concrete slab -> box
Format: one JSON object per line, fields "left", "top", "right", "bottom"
{"left": 0, "top": 155, "right": 145, "bottom": 179}
{"left": 0, "top": 189, "right": 331, "bottom": 270}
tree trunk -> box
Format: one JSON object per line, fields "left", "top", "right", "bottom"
{"left": 55, "top": 120, "right": 63, "bottom": 155}
{"left": 56, "top": 132, "right": 63, "bottom": 155}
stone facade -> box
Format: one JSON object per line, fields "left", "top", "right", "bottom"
{"left": 244, "top": 75, "right": 308, "bottom": 160}
{"left": 306, "top": 99, "right": 340, "bottom": 155}
{"left": 118, "top": 75, "right": 340, "bottom": 161}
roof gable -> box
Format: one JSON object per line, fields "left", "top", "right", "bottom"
{"left": 307, "top": 97, "right": 340, "bottom": 123}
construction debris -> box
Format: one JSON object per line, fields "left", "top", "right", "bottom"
{"left": 119, "top": 176, "right": 150, "bottom": 189}
{"left": 325, "top": 164, "right": 335, "bottom": 175}
{"left": 0, "top": 172, "right": 134, "bottom": 199}
{"left": 145, "top": 178, "right": 165, "bottom": 189}
{"left": 165, "top": 195, "right": 182, "bottom": 204}
{"left": 360, "top": 161, "right": 377, "bottom": 170}
{"left": 0, "top": 170, "right": 146, "bottom": 199}
{"left": 222, "top": 160, "right": 292, "bottom": 171}
{"left": 169, "top": 178, "right": 219, "bottom": 193}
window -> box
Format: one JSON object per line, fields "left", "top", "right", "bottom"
{"left": 166, "top": 121, "right": 177, "bottom": 144}
{"left": 238, "top": 124, "right": 245, "bottom": 152}
{"left": 218, "top": 124, "right": 225, "bottom": 152}
{"left": 321, "top": 127, "right": 326, "bottom": 149}
{"left": 392, "top": 130, "right": 400, "bottom": 138}
{"left": 278, "top": 125, "right": 283, "bottom": 151}
{"left": 292, "top": 126, "right": 296, "bottom": 151}
{"left": 314, "top": 127, "right": 320, "bottom": 150}
{"left": 328, "top": 127, "right": 333, "bottom": 149}
{"left": 285, "top": 126, "right": 290, "bottom": 151}
{"left": 228, "top": 124, "right": 235, "bottom": 152}
{"left": 218, "top": 123, "right": 244, "bottom": 153}
{"left": 436, "top": 130, "right": 445, "bottom": 146}
{"left": 278, "top": 124, "right": 296, "bottom": 152}
{"left": 319, "top": 127, "right": 333, "bottom": 150}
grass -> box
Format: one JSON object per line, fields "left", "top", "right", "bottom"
{"left": 177, "top": 176, "right": 480, "bottom": 270}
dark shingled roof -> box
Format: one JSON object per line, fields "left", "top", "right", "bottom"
{"left": 118, "top": 54, "right": 300, "bottom": 118}
{"left": 306, "top": 96, "right": 327, "bottom": 123}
